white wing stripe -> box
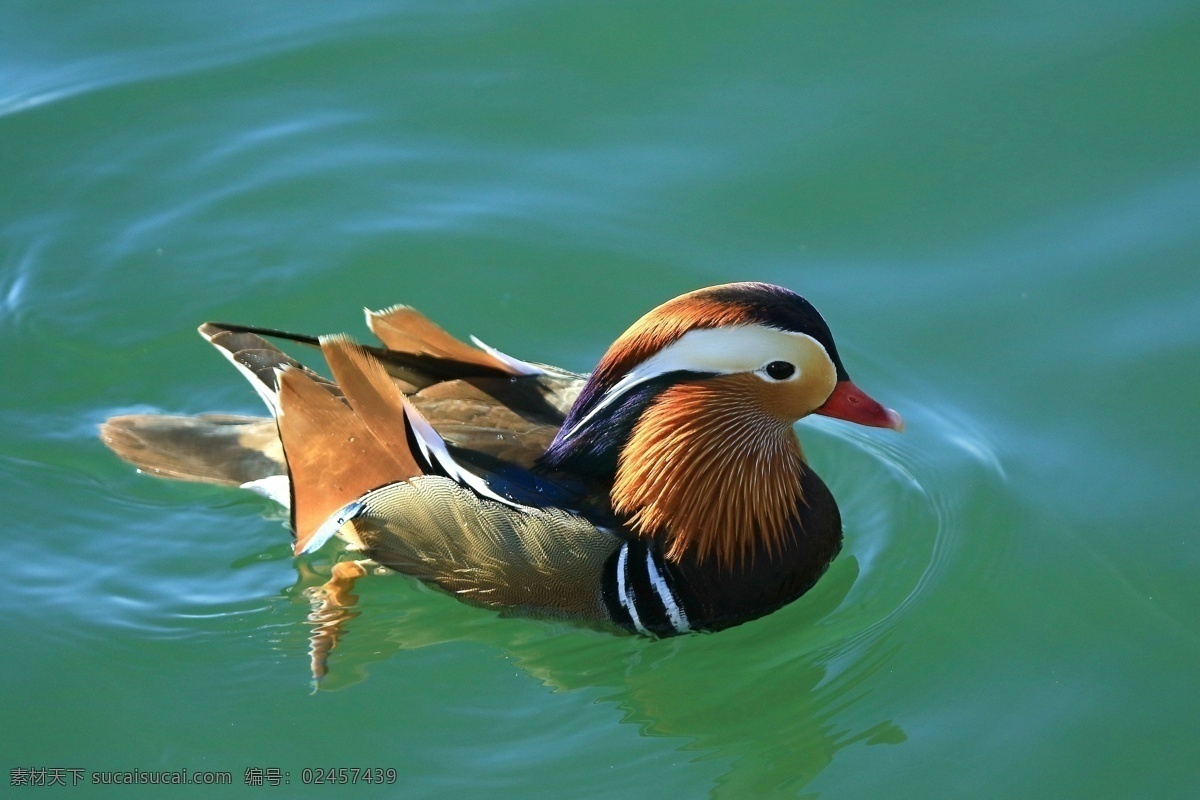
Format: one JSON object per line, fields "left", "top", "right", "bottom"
{"left": 400, "top": 395, "right": 531, "bottom": 512}
{"left": 469, "top": 335, "right": 547, "bottom": 376}
{"left": 299, "top": 499, "right": 365, "bottom": 554}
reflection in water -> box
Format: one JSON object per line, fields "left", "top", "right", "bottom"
{"left": 177, "top": 393, "right": 998, "bottom": 796}
{"left": 257, "top": 396, "right": 995, "bottom": 792}
{"left": 561, "top": 562, "right": 908, "bottom": 797}
{"left": 291, "top": 555, "right": 905, "bottom": 795}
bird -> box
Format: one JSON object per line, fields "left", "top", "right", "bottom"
{"left": 101, "top": 282, "right": 902, "bottom": 639}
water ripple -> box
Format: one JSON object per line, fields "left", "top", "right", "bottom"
{"left": 796, "top": 389, "right": 1008, "bottom": 670}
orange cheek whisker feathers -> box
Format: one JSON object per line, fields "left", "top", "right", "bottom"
{"left": 611, "top": 378, "right": 806, "bottom": 568}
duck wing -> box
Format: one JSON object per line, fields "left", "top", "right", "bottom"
{"left": 100, "top": 307, "right": 607, "bottom": 550}
{"left": 344, "top": 475, "right": 616, "bottom": 622}
{"left": 409, "top": 375, "right": 582, "bottom": 468}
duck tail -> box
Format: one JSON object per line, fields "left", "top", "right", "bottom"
{"left": 100, "top": 311, "right": 546, "bottom": 555}
{"left": 100, "top": 413, "right": 287, "bottom": 499}
{"left": 99, "top": 323, "right": 313, "bottom": 501}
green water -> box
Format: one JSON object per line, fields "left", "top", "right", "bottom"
{"left": 3, "top": 2, "right": 1198, "bottom": 797}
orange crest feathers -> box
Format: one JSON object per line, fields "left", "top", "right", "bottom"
{"left": 591, "top": 287, "right": 764, "bottom": 392}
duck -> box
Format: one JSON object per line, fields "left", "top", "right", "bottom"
{"left": 102, "top": 282, "right": 902, "bottom": 638}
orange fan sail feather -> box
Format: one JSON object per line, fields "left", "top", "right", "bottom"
{"left": 277, "top": 357, "right": 423, "bottom": 554}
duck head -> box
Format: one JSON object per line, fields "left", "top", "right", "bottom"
{"left": 541, "top": 282, "right": 902, "bottom": 566}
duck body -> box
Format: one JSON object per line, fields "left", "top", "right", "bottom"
{"left": 102, "top": 282, "right": 901, "bottom": 637}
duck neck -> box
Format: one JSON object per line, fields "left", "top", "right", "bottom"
{"left": 610, "top": 381, "right": 807, "bottom": 568}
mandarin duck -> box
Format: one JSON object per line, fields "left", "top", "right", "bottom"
{"left": 102, "top": 282, "right": 902, "bottom": 638}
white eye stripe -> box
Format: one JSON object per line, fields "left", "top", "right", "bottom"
{"left": 562, "top": 325, "right": 826, "bottom": 440}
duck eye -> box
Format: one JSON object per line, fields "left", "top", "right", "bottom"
{"left": 764, "top": 360, "right": 795, "bottom": 380}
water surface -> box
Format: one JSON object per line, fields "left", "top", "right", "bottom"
{"left": 3, "top": 2, "right": 1198, "bottom": 797}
